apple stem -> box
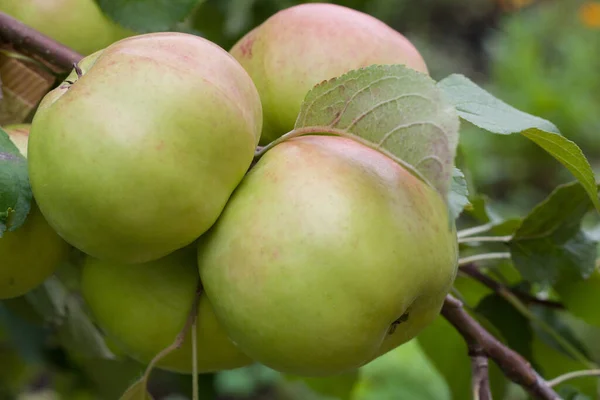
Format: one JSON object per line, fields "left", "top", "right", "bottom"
{"left": 547, "top": 369, "right": 600, "bottom": 388}
{"left": 73, "top": 62, "right": 83, "bottom": 78}
{"left": 442, "top": 295, "right": 561, "bottom": 400}
{"left": 253, "top": 126, "right": 434, "bottom": 195}
{"left": 458, "top": 235, "right": 512, "bottom": 244}
{"left": 457, "top": 223, "right": 494, "bottom": 239}
{"left": 192, "top": 315, "right": 199, "bottom": 400}
{"left": 136, "top": 280, "right": 203, "bottom": 394}
{"left": 0, "top": 11, "right": 82, "bottom": 72}
{"left": 458, "top": 252, "right": 511, "bottom": 266}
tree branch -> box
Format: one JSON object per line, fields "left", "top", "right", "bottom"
{"left": 469, "top": 343, "right": 492, "bottom": 400}
{"left": 459, "top": 263, "right": 565, "bottom": 309}
{"left": 441, "top": 295, "right": 561, "bottom": 400}
{"left": 0, "top": 11, "right": 82, "bottom": 71}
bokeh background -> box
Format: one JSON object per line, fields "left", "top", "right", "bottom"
{"left": 1, "top": 0, "right": 600, "bottom": 399}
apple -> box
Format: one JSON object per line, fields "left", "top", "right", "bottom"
{"left": 27, "top": 32, "right": 263, "bottom": 264}
{"left": 1, "top": 124, "right": 70, "bottom": 299}
{"left": 230, "top": 3, "right": 429, "bottom": 145}
{"left": 80, "top": 244, "right": 253, "bottom": 374}
{"left": 0, "top": 0, "right": 133, "bottom": 55}
{"left": 197, "top": 135, "right": 458, "bottom": 376}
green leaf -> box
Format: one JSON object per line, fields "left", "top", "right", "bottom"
{"left": 438, "top": 74, "right": 600, "bottom": 212}
{"left": 96, "top": 0, "right": 203, "bottom": 32}
{"left": 295, "top": 64, "right": 460, "bottom": 200}
{"left": 223, "top": 0, "right": 258, "bottom": 37}
{"left": 474, "top": 293, "right": 534, "bottom": 362}
{"left": 0, "top": 127, "right": 32, "bottom": 236}
{"left": 522, "top": 130, "right": 600, "bottom": 212}
{"left": 119, "top": 377, "right": 155, "bottom": 400}
{"left": 491, "top": 218, "right": 522, "bottom": 236}
{"left": 557, "top": 386, "right": 593, "bottom": 400}
{"left": 449, "top": 167, "right": 469, "bottom": 221}
{"left": 464, "top": 195, "right": 494, "bottom": 223}
{"left": 353, "top": 339, "right": 450, "bottom": 400}
{"left": 509, "top": 182, "right": 599, "bottom": 284}
{"left": 25, "top": 275, "right": 115, "bottom": 360}
{"left": 533, "top": 336, "right": 598, "bottom": 398}
{"left": 214, "top": 364, "right": 282, "bottom": 397}
{"left": 285, "top": 371, "right": 358, "bottom": 400}
{"left": 530, "top": 306, "right": 592, "bottom": 361}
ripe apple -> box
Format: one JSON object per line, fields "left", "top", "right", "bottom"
{"left": 230, "top": 3, "right": 429, "bottom": 145}
{"left": 0, "top": 0, "right": 133, "bottom": 55}
{"left": 197, "top": 135, "right": 458, "bottom": 376}
{"left": 28, "top": 32, "right": 263, "bottom": 264}
{"left": 0, "top": 124, "right": 70, "bottom": 299}
{"left": 81, "top": 244, "right": 253, "bottom": 374}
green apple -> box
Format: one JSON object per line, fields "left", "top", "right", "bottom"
{"left": 28, "top": 32, "right": 263, "bottom": 264}
{"left": 81, "top": 244, "right": 253, "bottom": 374}
{"left": 230, "top": 3, "right": 429, "bottom": 144}
{"left": 198, "top": 135, "right": 458, "bottom": 376}
{"left": 0, "top": 0, "right": 133, "bottom": 55}
{"left": 0, "top": 124, "right": 70, "bottom": 299}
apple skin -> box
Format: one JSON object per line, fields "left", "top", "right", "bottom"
{"left": 81, "top": 244, "right": 254, "bottom": 374}
{"left": 28, "top": 32, "right": 263, "bottom": 264}
{"left": 0, "top": 0, "right": 133, "bottom": 55}
{"left": 0, "top": 125, "right": 70, "bottom": 299}
{"left": 230, "top": 3, "right": 429, "bottom": 145}
{"left": 197, "top": 135, "right": 458, "bottom": 376}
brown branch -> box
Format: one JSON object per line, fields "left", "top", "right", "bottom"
{"left": 460, "top": 263, "right": 564, "bottom": 309}
{"left": 469, "top": 343, "right": 492, "bottom": 400}
{"left": 0, "top": 11, "right": 82, "bottom": 71}
{"left": 442, "top": 295, "right": 560, "bottom": 400}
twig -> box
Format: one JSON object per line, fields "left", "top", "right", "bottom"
{"left": 460, "top": 264, "right": 595, "bottom": 369}
{"left": 459, "top": 235, "right": 512, "bottom": 244}
{"left": 459, "top": 264, "right": 564, "bottom": 309}
{"left": 441, "top": 295, "right": 561, "bottom": 400}
{"left": 458, "top": 252, "right": 511, "bottom": 266}
{"left": 458, "top": 223, "right": 495, "bottom": 239}
{"left": 547, "top": 369, "right": 600, "bottom": 387}
{"left": 0, "top": 11, "right": 82, "bottom": 71}
{"left": 141, "top": 281, "right": 203, "bottom": 383}
{"left": 469, "top": 343, "right": 492, "bottom": 400}
{"left": 192, "top": 314, "right": 199, "bottom": 400}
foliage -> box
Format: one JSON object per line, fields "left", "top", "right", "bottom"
{"left": 2, "top": 1, "right": 600, "bottom": 400}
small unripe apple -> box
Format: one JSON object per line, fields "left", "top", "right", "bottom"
{"left": 81, "top": 245, "right": 253, "bottom": 374}
{"left": 28, "top": 32, "right": 263, "bottom": 264}
{"left": 0, "top": 0, "right": 133, "bottom": 55}
{"left": 0, "top": 125, "right": 70, "bottom": 299}
{"left": 230, "top": 3, "right": 429, "bottom": 144}
{"left": 198, "top": 135, "right": 458, "bottom": 376}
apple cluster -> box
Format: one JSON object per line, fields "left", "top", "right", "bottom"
{"left": 1, "top": 3, "right": 458, "bottom": 377}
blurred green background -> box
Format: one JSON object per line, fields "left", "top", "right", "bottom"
{"left": 2, "top": 0, "right": 600, "bottom": 399}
